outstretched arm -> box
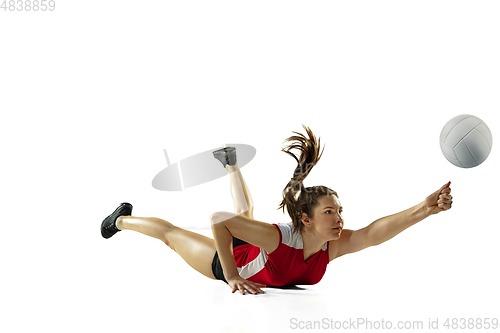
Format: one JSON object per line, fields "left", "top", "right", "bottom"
{"left": 332, "top": 182, "right": 453, "bottom": 259}
{"left": 368, "top": 181, "right": 453, "bottom": 245}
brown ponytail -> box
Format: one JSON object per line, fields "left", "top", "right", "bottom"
{"left": 277, "top": 125, "right": 338, "bottom": 234}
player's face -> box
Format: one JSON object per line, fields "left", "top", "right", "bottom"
{"left": 311, "top": 195, "right": 344, "bottom": 240}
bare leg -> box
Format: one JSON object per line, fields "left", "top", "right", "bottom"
{"left": 227, "top": 163, "right": 254, "bottom": 218}
{"left": 116, "top": 216, "right": 217, "bottom": 279}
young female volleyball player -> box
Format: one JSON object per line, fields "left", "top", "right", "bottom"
{"left": 101, "top": 125, "right": 453, "bottom": 295}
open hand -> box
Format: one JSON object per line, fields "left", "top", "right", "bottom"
{"left": 424, "top": 181, "right": 453, "bottom": 216}
{"left": 227, "top": 275, "right": 266, "bottom": 295}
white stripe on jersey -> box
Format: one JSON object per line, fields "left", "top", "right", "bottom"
{"left": 276, "top": 223, "right": 327, "bottom": 251}
{"left": 237, "top": 247, "right": 268, "bottom": 279}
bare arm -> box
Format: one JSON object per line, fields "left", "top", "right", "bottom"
{"left": 368, "top": 181, "right": 453, "bottom": 245}
{"left": 211, "top": 218, "right": 240, "bottom": 281}
{"left": 331, "top": 182, "right": 453, "bottom": 259}
{"left": 210, "top": 212, "right": 279, "bottom": 294}
{"left": 366, "top": 201, "right": 428, "bottom": 246}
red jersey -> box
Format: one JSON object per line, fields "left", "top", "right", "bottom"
{"left": 233, "top": 222, "right": 330, "bottom": 286}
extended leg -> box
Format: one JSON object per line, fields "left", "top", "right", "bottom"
{"left": 227, "top": 164, "right": 254, "bottom": 218}
{"left": 116, "top": 216, "right": 217, "bottom": 279}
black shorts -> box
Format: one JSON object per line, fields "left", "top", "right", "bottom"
{"left": 212, "top": 236, "right": 249, "bottom": 284}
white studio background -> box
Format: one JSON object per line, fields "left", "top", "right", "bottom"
{"left": 1, "top": 1, "right": 499, "bottom": 333}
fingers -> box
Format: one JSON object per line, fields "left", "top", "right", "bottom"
{"left": 435, "top": 182, "right": 451, "bottom": 196}
{"left": 438, "top": 193, "right": 453, "bottom": 202}
{"left": 441, "top": 187, "right": 451, "bottom": 194}
{"left": 234, "top": 282, "right": 265, "bottom": 295}
{"left": 232, "top": 284, "right": 245, "bottom": 295}
{"left": 440, "top": 181, "right": 451, "bottom": 192}
{"left": 437, "top": 192, "right": 453, "bottom": 210}
{"left": 437, "top": 181, "right": 453, "bottom": 210}
{"left": 244, "top": 282, "right": 265, "bottom": 295}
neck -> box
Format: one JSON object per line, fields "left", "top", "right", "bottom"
{"left": 301, "top": 229, "right": 326, "bottom": 255}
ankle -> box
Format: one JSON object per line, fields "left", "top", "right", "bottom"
{"left": 226, "top": 164, "right": 238, "bottom": 172}
{"left": 116, "top": 216, "right": 127, "bottom": 230}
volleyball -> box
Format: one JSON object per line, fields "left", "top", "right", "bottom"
{"left": 439, "top": 114, "right": 493, "bottom": 168}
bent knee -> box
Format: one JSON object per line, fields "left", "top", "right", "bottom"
{"left": 234, "top": 208, "right": 254, "bottom": 219}
{"left": 209, "top": 211, "right": 238, "bottom": 225}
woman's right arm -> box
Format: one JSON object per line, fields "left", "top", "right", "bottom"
{"left": 210, "top": 212, "right": 280, "bottom": 295}
{"left": 211, "top": 218, "right": 240, "bottom": 281}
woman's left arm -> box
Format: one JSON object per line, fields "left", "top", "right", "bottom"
{"left": 366, "top": 181, "right": 453, "bottom": 246}
{"left": 331, "top": 182, "right": 453, "bottom": 260}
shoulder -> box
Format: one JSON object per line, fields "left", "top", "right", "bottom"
{"left": 328, "top": 228, "right": 373, "bottom": 261}
{"left": 274, "top": 222, "right": 292, "bottom": 243}
{"left": 328, "top": 229, "right": 353, "bottom": 261}
{"left": 274, "top": 222, "right": 305, "bottom": 249}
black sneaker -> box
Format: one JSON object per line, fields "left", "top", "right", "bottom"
{"left": 213, "top": 147, "right": 237, "bottom": 168}
{"left": 101, "top": 202, "right": 133, "bottom": 239}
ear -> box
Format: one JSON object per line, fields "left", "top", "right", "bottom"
{"left": 300, "top": 212, "right": 312, "bottom": 227}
